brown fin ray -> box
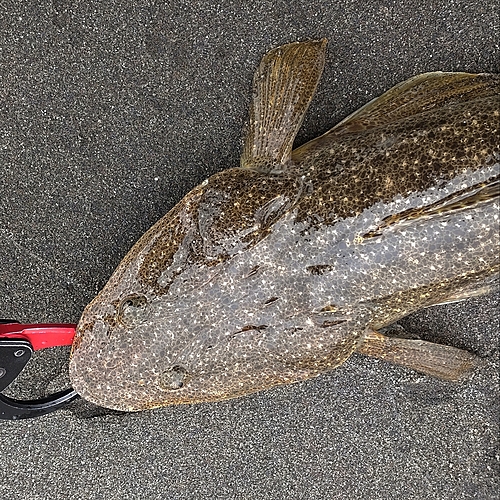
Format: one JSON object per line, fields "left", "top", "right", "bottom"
{"left": 241, "top": 39, "right": 327, "bottom": 171}
{"left": 357, "top": 329, "right": 481, "bottom": 381}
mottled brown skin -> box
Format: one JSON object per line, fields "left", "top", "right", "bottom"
{"left": 69, "top": 40, "right": 499, "bottom": 411}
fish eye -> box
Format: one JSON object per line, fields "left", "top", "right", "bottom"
{"left": 117, "top": 293, "right": 148, "bottom": 326}
{"left": 159, "top": 365, "right": 190, "bottom": 391}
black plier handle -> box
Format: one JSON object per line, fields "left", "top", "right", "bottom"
{"left": 0, "top": 320, "right": 79, "bottom": 420}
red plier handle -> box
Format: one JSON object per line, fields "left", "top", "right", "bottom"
{"left": 0, "top": 320, "right": 76, "bottom": 349}
{"left": 0, "top": 320, "right": 79, "bottom": 420}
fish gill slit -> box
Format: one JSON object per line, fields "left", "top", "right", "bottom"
{"left": 320, "top": 320, "right": 348, "bottom": 328}
{"left": 263, "top": 296, "right": 279, "bottom": 305}
{"left": 232, "top": 324, "right": 268, "bottom": 337}
{"left": 246, "top": 265, "right": 260, "bottom": 278}
{"left": 306, "top": 264, "right": 335, "bottom": 275}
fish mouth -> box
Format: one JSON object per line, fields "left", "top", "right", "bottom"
{"left": 69, "top": 334, "right": 198, "bottom": 411}
{"left": 69, "top": 350, "right": 305, "bottom": 411}
{"left": 68, "top": 337, "right": 148, "bottom": 411}
{"left": 69, "top": 367, "right": 200, "bottom": 411}
{"left": 69, "top": 358, "right": 166, "bottom": 412}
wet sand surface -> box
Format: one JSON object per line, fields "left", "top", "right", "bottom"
{"left": 0, "top": 2, "right": 498, "bottom": 499}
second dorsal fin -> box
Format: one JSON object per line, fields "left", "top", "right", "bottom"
{"left": 240, "top": 39, "right": 327, "bottom": 172}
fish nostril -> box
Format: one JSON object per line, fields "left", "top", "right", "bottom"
{"left": 159, "top": 365, "right": 190, "bottom": 391}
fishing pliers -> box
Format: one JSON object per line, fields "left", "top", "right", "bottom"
{"left": 0, "top": 320, "right": 78, "bottom": 420}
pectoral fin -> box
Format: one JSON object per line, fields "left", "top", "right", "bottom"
{"left": 357, "top": 329, "right": 481, "bottom": 381}
{"left": 241, "top": 39, "right": 327, "bottom": 172}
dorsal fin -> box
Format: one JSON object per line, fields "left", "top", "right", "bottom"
{"left": 240, "top": 39, "right": 327, "bottom": 172}
{"left": 293, "top": 72, "right": 500, "bottom": 162}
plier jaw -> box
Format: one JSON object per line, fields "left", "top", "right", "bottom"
{"left": 0, "top": 320, "right": 79, "bottom": 420}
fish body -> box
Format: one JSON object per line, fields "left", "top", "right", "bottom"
{"left": 69, "top": 40, "right": 499, "bottom": 411}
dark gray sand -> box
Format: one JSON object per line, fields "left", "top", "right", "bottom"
{"left": 0, "top": 2, "right": 498, "bottom": 499}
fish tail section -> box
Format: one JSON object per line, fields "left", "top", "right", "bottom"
{"left": 241, "top": 39, "right": 327, "bottom": 171}
{"left": 357, "top": 329, "right": 481, "bottom": 381}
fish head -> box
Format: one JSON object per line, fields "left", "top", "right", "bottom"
{"left": 70, "top": 293, "right": 357, "bottom": 412}
{"left": 69, "top": 168, "right": 361, "bottom": 411}
{"left": 69, "top": 256, "right": 359, "bottom": 412}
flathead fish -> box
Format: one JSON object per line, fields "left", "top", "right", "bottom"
{"left": 69, "top": 39, "right": 499, "bottom": 411}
